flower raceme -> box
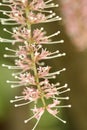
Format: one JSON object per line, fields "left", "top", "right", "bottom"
{"left": 0, "top": 0, "right": 71, "bottom": 130}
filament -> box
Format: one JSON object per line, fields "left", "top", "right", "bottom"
{"left": 10, "top": 97, "right": 24, "bottom": 103}
{"left": 54, "top": 105, "right": 71, "bottom": 108}
{"left": 24, "top": 112, "right": 39, "bottom": 123}
{"left": 57, "top": 84, "right": 68, "bottom": 90}
{"left": 15, "top": 101, "right": 32, "bottom": 107}
{"left": 53, "top": 115, "right": 66, "bottom": 123}
{"left": 45, "top": 0, "right": 53, "bottom": 4}
{"left": 45, "top": 53, "right": 66, "bottom": 59}
{"left": 41, "top": 40, "right": 64, "bottom": 44}
{"left": 59, "top": 88, "right": 70, "bottom": 95}
{"left": 54, "top": 97, "right": 69, "bottom": 100}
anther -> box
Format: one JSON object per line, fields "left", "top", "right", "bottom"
{"left": 53, "top": 75, "right": 56, "bottom": 79}
{"left": 41, "top": 27, "right": 44, "bottom": 31}
{"left": 6, "top": 80, "right": 10, "bottom": 83}
{"left": 8, "top": 66, "right": 11, "bottom": 69}
{"left": 51, "top": 3, "right": 55, "bottom": 6}
{"left": 15, "top": 96, "right": 19, "bottom": 99}
{"left": 12, "top": 73, "right": 15, "bottom": 76}
{"left": 49, "top": 10, "right": 52, "bottom": 13}
{"left": 63, "top": 68, "right": 66, "bottom": 71}
{"left": 11, "top": 85, "right": 14, "bottom": 88}
{"left": 68, "top": 105, "right": 71, "bottom": 108}
{"left": 24, "top": 120, "right": 28, "bottom": 123}
{"left": 3, "top": 28, "right": 6, "bottom": 31}
{"left": 2, "top": 64, "right": 5, "bottom": 67}
{"left": 55, "top": 4, "right": 59, "bottom": 7}
{"left": 64, "top": 84, "right": 68, "bottom": 88}
{"left": 14, "top": 104, "right": 18, "bottom": 107}
{"left": 66, "top": 97, "right": 69, "bottom": 100}
{"left": 60, "top": 40, "right": 64, "bottom": 43}
{"left": 5, "top": 47, "right": 9, "bottom": 50}
{"left": 10, "top": 100, "right": 14, "bottom": 103}
{"left": 3, "top": 12, "right": 6, "bottom": 15}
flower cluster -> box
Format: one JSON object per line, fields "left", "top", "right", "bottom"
{"left": 0, "top": 0, "right": 71, "bottom": 130}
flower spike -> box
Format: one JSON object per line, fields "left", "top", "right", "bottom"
{"left": 0, "top": 0, "right": 71, "bottom": 130}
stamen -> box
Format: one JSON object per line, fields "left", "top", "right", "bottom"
{"left": 0, "top": 18, "right": 19, "bottom": 25}
{"left": 10, "top": 97, "right": 24, "bottom": 103}
{"left": 9, "top": 66, "right": 22, "bottom": 69}
{"left": 32, "top": 117, "right": 41, "bottom": 130}
{"left": 3, "top": 28, "right": 13, "bottom": 34}
{"left": 2, "top": 64, "right": 22, "bottom": 70}
{"left": 0, "top": 3, "right": 12, "bottom": 7}
{"left": 2, "top": 0, "right": 12, "bottom": 3}
{"left": 54, "top": 97, "right": 69, "bottom": 100}
{"left": 0, "top": 37, "right": 17, "bottom": 43}
{"left": 15, "top": 101, "right": 32, "bottom": 107}
{"left": 46, "top": 68, "right": 66, "bottom": 77}
{"left": 50, "top": 50, "right": 59, "bottom": 55}
{"left": 41, "top": 16, "right": 62, "bottom": 23}
{"left": 24, "top": 112, "right": 38, "bottom": 123}
{"left": 45, "top": 0, "right": 53, "bottom": 4}
{"left": 41, "top": 40, "right": 64, "bottom": 44}
{"left": 6, "top": 80, "right": 21, "bottom": 84}
{"left": 11, "top": 84, "right": 24, "bottom": 88}
{"left": 46, "top": 31, "right": 60, "bottom": 39}
{"left": 38, "top": 10, "right": 53, "bottom": 13}
{"left": 55, "top": 105, "right": 71, "bottom": 108}
{"left": 12, "top": 71, "right": 24, "bottom": 76}
{"left": 2, "top": 64, "right": 11, "bottom": 68}
{"left": 46, "top": 75, "right": 56, "bottom": 79}
{"left": 1, "top": 18, "right": 16, "bottom": 22}
{"left": 12, "top": 66, "right": 22, "bottom": 70}
{"left": 4, "top": 54, "right": 17, "bottom": 58}
{"left": 44, "top": 53, "right": 66, "bottom": 59}
{"left": 53, "top": 115, "right": 66, "bottom": 123}
{"left": 53, "top": 82, "right": 60, "bottom": 87}
{"left": 37, "top": 62, "right": 45, "bottom": 66}
{"left": 46, "top": 13, "right": 56, "bottom": 19}
{"left": 57, "top": 84, "right": 68, "bottom": 90}
{"left": 5, "top": 47, "right": 16, "bottom": 52}
{"left": 15, "top": 96, "right": 24, "bottom": 99}
{"left": 46, "top": 17, "right": 62, "bottom": 22}
{"left": 59, "top": 88, "right": 70, "bottom": 95}
{"left": 3, "top": 11, "right": 9, "bottom": 15}
{"left": 44, "top": 3, "right": 59, "bottom": 8}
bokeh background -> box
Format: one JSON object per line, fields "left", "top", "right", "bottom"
{"left": 0, "top": 0, "right": 87, "bottom": 130}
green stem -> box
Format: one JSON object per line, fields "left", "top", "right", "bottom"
{"left": 31, "top": 52, "right": 46, "bottom": 107}
{"left": 25, "top": 7, "right": 46, "bottom": 107}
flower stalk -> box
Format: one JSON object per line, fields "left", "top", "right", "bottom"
{"left": 25, "top": 5, "right": 46, "bottom": 107}
{"left": 0, "top": 0, "right": 71, "bottom": 130}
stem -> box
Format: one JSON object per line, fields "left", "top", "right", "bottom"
{"left": 25, "top": 7, "right": 46, "bottom": 107}
{"left": 31, "top": 52, "right": 46, "bottom": 107}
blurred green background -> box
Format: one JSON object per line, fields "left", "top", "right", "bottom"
{"left": 0, "top": 0, "right": 87, "bottom": 130}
